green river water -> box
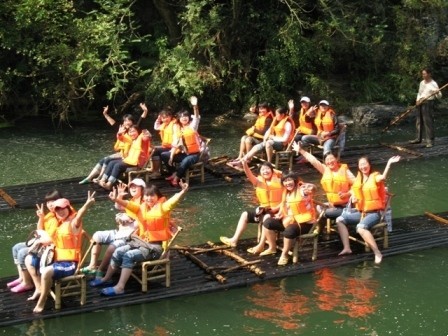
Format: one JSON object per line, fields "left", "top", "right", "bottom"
{"left": 1, "top": 114, "right": 448, "bottom": 335}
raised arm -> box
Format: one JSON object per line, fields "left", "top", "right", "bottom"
{"left": 241, "top": 158, "right": 259, "bottom": 186}
{"left": 103, "top": 106, "right": 116, "bottom": 126}
{"left": 292, "top": 141, "right": 325, "bottom": 174}
{"left": 377, "top": 155, "right": 401, "bottom": 182}
{"left": 72, "top": 191, "right": 96, "bottom": 229}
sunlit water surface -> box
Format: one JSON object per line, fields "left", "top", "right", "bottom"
{"left": 1, "top": 113, "right": 448, "bottom": 335}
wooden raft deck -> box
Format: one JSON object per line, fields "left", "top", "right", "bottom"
{"left": 1, "top": 211, "right": 448, "bottom": 327}
{"left": 1, "top": 137, "right": 448, "bottom": 211}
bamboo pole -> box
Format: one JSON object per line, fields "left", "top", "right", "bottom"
{"left": 0, "top": 188, "right": 17, "bottom": 208}
{"left": 382, "top": 82, "right": 448, "bottom": 133}
{"left": 178, "top": 249, "right": 227, "bottom": 283}
{"left": 425, "top": 212, "right": 448, "bottom": 225}
{"left": 206, "top": 241, "right": 265, "bottom": 277}
{"left": 380, "top": 143, "right": 423, "bottom": 157}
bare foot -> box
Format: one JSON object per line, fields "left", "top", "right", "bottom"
{"left": 374, "top": 253, "right": 383, "bottom": 264}
{"left": 33, "top": 305, "right": 44, "bottom": 314}
{"left": 338, "top": 249, "right": 352, "bottom": 256}
{"left": 27, "top": 291, "right": 41, "bottom": 301}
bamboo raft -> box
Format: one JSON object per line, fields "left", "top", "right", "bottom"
{"left": 1, "top": 136, "right": 448, "bottom": 211}
{"left": 1, "top": 211, "right": 448, "bottom": 327}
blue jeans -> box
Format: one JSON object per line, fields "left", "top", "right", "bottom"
{"left": 111, "top": 244, "right": 162, "bottom": 269}
{"left": 337, "top": 210, "right": 381, "bottom": 230}
{"left": 103, "top": 158, "right": 135, "bottom": 183}
{"left": 12, "top": 242, "right": 28, "bottom": 267}
{"left": 301, "top": 135, "right": 336, "bottom": 156}
{"left": 161, "top": 152, "right": 199, "bottom": 178}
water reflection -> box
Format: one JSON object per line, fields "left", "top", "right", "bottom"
{"left": 245, "top": 265, "right": 379, "bottom": 331}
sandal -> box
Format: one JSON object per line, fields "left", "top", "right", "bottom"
{"left": 80, "top": 267, "right": 97, "bottom": 275}
{"left": 247, "top": 247, "right": 262, "bottom": 255}
{"left": 259, "top": 249, "right": 276, "bottom": 256}
{"left": 219, "top": 236, "right": 236, "bottom": 248}
{"left": 79, "top": 178, "right": 91, "bottom": 185}
{"left": 277, "top": 256, "right": 289, "bottom": 266}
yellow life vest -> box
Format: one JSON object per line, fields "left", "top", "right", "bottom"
{"left": 246, "top": 112, "right": 273, "bottom": 139}
{"left": 123, "top": 133, "right": 151, "bottom": 168}
{"left": 320, "top": 164, "right": 351, "bottom": 206}
{"left": 160, "top": 119, "right": 176, "bottom": 148}
{"left": 352, "top": 172, "right": 386, "bottom": 212}
{"left": 255, "top": 175, "right": 283, "bottom": 208}
{"left": 125, "top": 196, "right": 143, "bottom": 220}
{"left": 298, "top": 108, "right": 314, "bottom": 135}
{"left": 114, "top": 132, "right": 132, "bottom": 157}
{"left": 53, "top": 213, "right": 82, "bottom": 262}
{"left": 272, "top": 116, "right": 295, "bottom": 145}
{"left": 285, "top": 189, "right": 316, "bottom": 224}
{"left": 137, "top": 197, "right": 172, "bottom": 242}
{"left": 43, "top": 212, "right": 60, "bottom": 238}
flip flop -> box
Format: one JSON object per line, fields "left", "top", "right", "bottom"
{"left": 89, "top": 278, "right": 113, "bottom": 287}
{"left": 259, "top": 249, "right": 277, "bottom": 256}
{"left": 10, "top": 283, "right": 34, "bottom": 293}
{"left": 219, "top": 236, "right": 236, "bottom": 248}
{"left": 78, "top": 178, "right": 90, "bottom": 185}
{"left": 101, "top": 287, "right": 124, "bottom": 296}
{"left": 7, "top": 278, "right": 22, "bottom": 288}
{"left": 277, "top": 256, "right": 289, "bottom": 266}
{"left": 80, "top": 267, "right": 97, "bottom": 275}
{"left": 246, "top": 247, "right": 262, "bottom": 255}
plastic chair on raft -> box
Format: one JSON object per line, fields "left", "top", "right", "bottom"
{"left": 50, "top": 230, "right": 93, "bottom": 310}
{"left": 184, "top": 136, "right": 211, "bottom": 184}
{"left": 130, "top": 226, "right": 182, "bottom": 293}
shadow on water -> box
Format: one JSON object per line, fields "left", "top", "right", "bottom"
{"left": 1, "top": 114, "right": 448, "bottom": 335}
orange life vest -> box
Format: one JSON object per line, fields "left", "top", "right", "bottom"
{"left": 137, "top": 197, "right": 172, "bottom": 242}
{"left": 246, "top": 112, "right": 273, "bottom": 139}
{"left": 180, "top": 126, "right": 201, "bottom": 155}
{"left": 114, "top": 132, "right": 132, "bottom": 157}
{"left": 315, "top": 108, "right": 336, "bottom": 135}
{"left": 125, "top": 195, "right": 143, "bottom": 220}
{"left": 271, "top": 116, "right": 295, "bottom": 145}
{"left": 320, "top": 164, "right": 352, "bottom": 206}
{"left": 43, "top": 212, "right": 60, "bottom": 238}
{"left": 123, "top": 133, "right": 151, "bottom": 168}
{"left": 255, "top": 175, "right": 283, "bottom": 208}
{"left": 285, "top": 189, "right": 316, "bottom": 224}
{"left": 351, "top": 172, "right": 386, "bottom": 212}
{"left": 160, "top": 119, "right": 176, "bottom": 148}
{"left": 53, "top": 213, "right": 82, "bottom": 262}
{"left": 297, "top": 108, "right": 314, "bottom": 135}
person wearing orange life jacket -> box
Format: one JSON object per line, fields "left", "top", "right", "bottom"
{"left": 288, "top": 97, "right": 317, "bottom": 143}
{"left": 335, "top": 155, "right": 400, "bottom": 264}
{"left": 293, "top": 141, "right": 355, "bottom": 219}
{"left": 220, "top": 159, "right": 283, "bottom": 249}
{"left": 161, "top": 100, "right": 203, "bottom": 187}
{"left": 233, "top": 106, "right": 295, "bottom": 165}
{"left": 8, "top": 190, "right": 64, "bottom": 294}
{"left": 98, "top": 125, "right": 152, "bottom": 190}
{"left": 301, "top": 100, "right": 340, "bottom": 157}
{"left": 250, "top": 173, "right": 317, "bottom": 266}
{"left": 82, "top": 178, "right": 146, "bottom": 278}
{"left": 96, "top": 182, "right": 188, "bottom": 296}
{"left": 79, "top": 103, "right": 148, "bottom": 184}
{"left": 229, "top": 102, "right": 274, "bottom": 164}
{"left": 25, "top": 192, "right": 96, "bottom": 313}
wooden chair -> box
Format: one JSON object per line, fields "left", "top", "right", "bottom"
{"left": 309, "top": 124, "right": 347, "bottom": 160}
{"left": 125, "top": 147, "right": 154, "bottom": 185}
{"left": 329, "top": 193, "right": 394, "bottom": 252}
{"left": 273, "top": 149, "right": 294, "bottom": 171}
{"left": 50, "top": 230, "right": 93, "bottom": 310}
{"left": 292, "top": 210, "right": 324, "bottom": 263}
{"left": 184, "top": 137, "right": 211, "bottom": 184}
{"left": 130, "top": 227, "right": 182, "bottom": 293}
